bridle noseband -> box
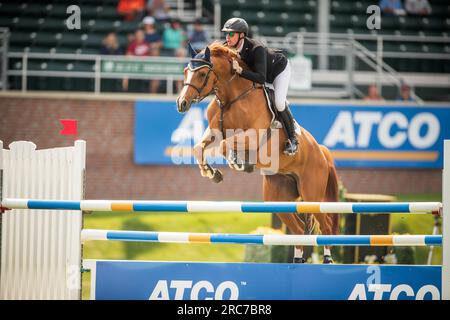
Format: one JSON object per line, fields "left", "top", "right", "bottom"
{"left": 183, "top": 59, "right": 219, "bottom": 103}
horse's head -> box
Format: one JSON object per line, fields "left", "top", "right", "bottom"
{"left": 176, "top": 45, "right": 218, "bottom": 113}
{"left": 177, "top": 42, "right": 244, "bottom": 113}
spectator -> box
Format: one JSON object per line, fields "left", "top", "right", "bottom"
{"left": 379, "top": 0, "right": 406, "bottom": 15}
{"left": 100, "top": 33, "right": 124, "bottom": 92}
{"left": 162, "top": 19, "right": 186, "bottom": 92}
{"left": 127, "top": 29, "right": 151, "bottom": 56}
{"left": 364, "top": 84, "right": 384, "bottom": 101}
{"left": 162, "top": 19, "right": 186, "bottom": 57}
{"left": 117, "top": 0, "right": 145, "bottom": 21}
{"left": 100, "top": 32, "right": 123, "bottom": 55}
{"left": 147, "top": 0, "right": 171, "bottom": 22}
{"left": 123, "top": 29, "right": 150, "bottom": 91}
{"left": 188, "top": 19, "right": 209, "bottom": 52}
{"left": 127, "top": 32, "right": 135, "bottom": 46}
{"left": 143, "top": 16, "right": 162, "bottom": 56}
{"left": 405, "top": 0, "right": 432, "bottom": 16}
{"left": 143, "top": 16, "right": 163, "bottom": 93}
{"left": 396, "top": 83, "right": 415, "bottom": 102}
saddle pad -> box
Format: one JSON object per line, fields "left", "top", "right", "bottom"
{"left": 263, "top": 85, "right": 302, "bottom": 136}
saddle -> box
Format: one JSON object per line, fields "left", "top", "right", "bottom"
{"left": 262, "top": 85, "right": 302, "bottom": 135}
{"left": 227, "top": 84, "right": 302, "bottom": 173}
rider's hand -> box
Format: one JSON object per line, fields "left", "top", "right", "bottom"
{"left": 232, "top": 59, "right": 243, "bottom": 74}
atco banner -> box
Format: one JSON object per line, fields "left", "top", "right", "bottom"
{"left": 134, "top": 101, "right": 450, "bottom": 168}
{"left": 89, "top": 260, "right": 441, "bottom": 300}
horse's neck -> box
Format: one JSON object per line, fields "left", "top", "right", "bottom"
{"left": 216, "top": 75, "right": 271, "bottom": 130}
{"left": 216, "top": 74, "right": 250, "bottom": 103}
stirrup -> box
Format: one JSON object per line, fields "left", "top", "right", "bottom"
{"left": 283, "top": 139, "right": 298, "bottom": 156}
{"left": 270, "top": 120, "right": 282, "bottom": 129}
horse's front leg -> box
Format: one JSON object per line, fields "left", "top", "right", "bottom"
{"left": 219, "top": 129, "right": 256, "bottom": 173}
{"left": 193, "top": 127, "right": 223, "bottom": 183}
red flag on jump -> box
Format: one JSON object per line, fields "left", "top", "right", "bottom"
{"left": 60, "top": 119, "right": 78, "bottom": 140}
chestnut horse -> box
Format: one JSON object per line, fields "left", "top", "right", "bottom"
{"left": 176, "top": 42, "right": 339, "bottom": 263}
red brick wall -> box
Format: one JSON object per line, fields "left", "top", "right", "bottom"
{"left": 0, "top": 95, "right": 441, "bottom": 199}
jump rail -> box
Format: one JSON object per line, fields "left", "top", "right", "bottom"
{"left": 81, "top": 229, "right": 442, "bottom": 246}
{"left": 1, "top": 199, "right": 443, "bottom": 214}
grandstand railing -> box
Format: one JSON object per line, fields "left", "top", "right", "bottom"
{"left": 171, "top": 0, "right": 203, "bottom": 22}
{"left": 7, "top": 52, "right": 189, "bottom": 95}
{"left": 351, "top": 40, "right": 424, "bottom": 102}
{"left": 260, "top": 32, "right": 450, "bottom": 101}
{"left": 282, "top": 32, "right": 450, "bottom": 60}
{"left": 4, "top": 32, "right": 450, "bottom": 99}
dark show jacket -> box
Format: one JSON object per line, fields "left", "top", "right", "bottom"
{"left": 236, "top": 37, "right": 288, "bottom": 84}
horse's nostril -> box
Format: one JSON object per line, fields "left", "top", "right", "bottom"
{"left": 181, "top": 100, "right": 187, "bottom": 109}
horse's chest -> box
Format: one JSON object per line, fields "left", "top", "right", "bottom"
{"left": 211, "top": 110, "right": 248, "bottom": 132}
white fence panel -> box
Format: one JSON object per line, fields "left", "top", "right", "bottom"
{"left": 0, "top": 140, "right": 85, "bottom": 300}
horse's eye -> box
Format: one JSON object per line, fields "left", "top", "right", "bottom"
{"left": 198, "top": 72, "right": 206, "bottom": 78}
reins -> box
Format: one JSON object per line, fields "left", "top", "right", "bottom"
{"left": 182, "top": 55, "right": 263, "bottom": 135}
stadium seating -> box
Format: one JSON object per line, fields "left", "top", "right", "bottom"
{"left": 0, "top": 0, "right": 448, "bottom": 96}
{"left": 328, "top": 0, "right": 449, "bottom": 75}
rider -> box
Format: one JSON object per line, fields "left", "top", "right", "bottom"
{"left": 221, "top": 17, "right": 298, "bottom": 156}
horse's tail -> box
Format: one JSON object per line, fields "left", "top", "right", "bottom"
{"left": 320, "top": 145, "right": 340, "bottom": 235}
{"left": 326, "top": 164, "right": 340, "bottom": 235}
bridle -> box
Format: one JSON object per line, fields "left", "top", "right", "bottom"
{"left": 182, "top": 59, "right": 219, "bottom": 103}
{"left": 182, "top": 56, "right": 262, "bottom": 133}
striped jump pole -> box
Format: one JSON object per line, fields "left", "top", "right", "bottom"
{"left": 81, "top": 229, "right": 442, "bottom": 247}
{"left": 1, "top": 198, "right": 443, "bottom": 214}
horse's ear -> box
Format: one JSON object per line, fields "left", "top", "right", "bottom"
{"left": 188, "top": 42, "right": 197, "bottom": 58}
{"left": 204, "top": 46, "right": 211, "bottom": 62}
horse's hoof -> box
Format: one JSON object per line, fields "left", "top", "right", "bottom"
{"left": 323, "top": 255, "right": 333, "bottom": 264}
{"left": 293, "top": 257, "right": 306, "bottom": 264}
{"left": 243, "top": 164, "right": 255, "bottom": 173}
{"left": 212, "top": 169, "right": 223, "bottom": 183}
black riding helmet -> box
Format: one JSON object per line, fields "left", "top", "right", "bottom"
{"left": 221, "top": 18, "right": 249, "bottom": 35}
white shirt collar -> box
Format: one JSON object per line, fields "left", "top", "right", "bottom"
{"left": 237, "top": 38, "right": 245, "bottom": 53}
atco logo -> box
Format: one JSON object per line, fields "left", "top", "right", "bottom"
{"left": 349, "top": 283, "right": 440, "bottom": 300}
{"left": 149, "top": 280, "right": 239, "bottom": 300}
{"left": 324, "top": 111, "right": 440, "bottom": 149}
{"left": 348, "top": 266, "right": 440, "bottom": 300}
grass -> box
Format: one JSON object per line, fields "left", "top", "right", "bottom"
{"left": 83, "top": 211, "right": 271, "bottom": 261}
{"left": 81, "top": 193, "right": 442, "bottom": 299}
{"left": 389, "top": 193, "right": 442, "bottom": 266}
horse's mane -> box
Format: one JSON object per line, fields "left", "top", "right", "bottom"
{"left": 207, "top": 41, "right": 248, "bottom": 69}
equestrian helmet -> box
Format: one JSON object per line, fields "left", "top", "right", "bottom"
{"left": 221, "top": 18, "right": 249, "bottom": 35}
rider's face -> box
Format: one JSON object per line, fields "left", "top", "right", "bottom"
{"left": 226, "top": 31, "right": 241, "bottom": 47}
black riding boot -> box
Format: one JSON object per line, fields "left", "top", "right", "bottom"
{"left": 279, "top": 106, "right": 299, "bottom": 156}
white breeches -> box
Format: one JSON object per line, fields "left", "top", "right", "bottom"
{"left": 271, "top": 60, "right": 291, "bottom": 112}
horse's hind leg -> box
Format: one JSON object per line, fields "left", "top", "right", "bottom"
{"left": 263, "top": 174, "right": 306, "bottom": 263}
{"left": 299, "top": 162, "right": 335, "bottom": 264}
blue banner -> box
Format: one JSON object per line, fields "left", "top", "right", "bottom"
{"left": 91, "top": 260, "right": 441, "bottom": 300}
{"left": 134, "top": 100, "right": 450, "bottom": 168}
